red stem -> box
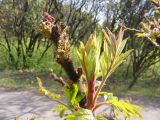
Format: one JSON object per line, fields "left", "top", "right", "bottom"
{"left": 86, "top": 80, "right": 96, "bottom": 110}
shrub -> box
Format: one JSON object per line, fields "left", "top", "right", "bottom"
{"left": 34, "top": 13, "right": 142, "bottom": 120}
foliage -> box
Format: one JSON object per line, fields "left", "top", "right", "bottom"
{"left": 63, "top": 82, "right": 85, "bottom": 109}
{"left": 102, "top": 0, "right": 160, "bottom": 88}
{"left": 136, "top": 19, "right": 160, "bottom": 47}
{"left": 100, "top": 92, "right": 142, "bottom": 119}
{"left": 36, "top": 26, "right": 142, "bottom": 120}
{"left": 36, "top": 77, "right": 61, "bottom": 100}
{"left": 65, "top": 108, "right": 94, "bottom": 120}
{"left": 1, "top": 1, "right": 160, "bottom": 118}
{"left": 53, "top": 105, "right": 68, "bottom": 118}
{"left": 0, "top": 38, "right": 70, "bottom": 76}
{"left": 0, "top": 0, "right": 102, "bottom": 69}
{"left": 135, "top": 0, "right": 160, "bottom": 48}
{"left": 126, "top": 0, "right": 160, "bottom": 88}
{"left": 0, "top": 0, "right": 47, "bottom": 68}
{"left": 54, "top": 0, "right": 104, "bottom": 44}
{"left": 100, "top": 28, "right": 132, "bottom": 79}
{"left": 77, "top": 32, "right": 101, "bottom": 81}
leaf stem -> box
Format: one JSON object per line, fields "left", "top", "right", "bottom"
{"left": 93, "top": 73, "right": 110, "bottom": 105}
{"left": 54, "top": 99, "right": 68, "bottom": 107}
{"left": 92, "top": 102, "right": 107, "bottom": 112}
{"left": 86, "top": 80, "right": 96, "bottom": 109}
{"left": 93, "top": 54, "right": 116, "bottom": 105}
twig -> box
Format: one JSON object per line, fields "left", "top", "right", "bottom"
{"left": 119, "top": 24, "right": 143, "bottom": 33}
{"left": 50, "top": 72, "right": 69, "bottom": 87}
{"left": 54, "top": 99, "right": 68, "bottom": 107}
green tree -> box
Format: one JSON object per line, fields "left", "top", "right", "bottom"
{"left": 0, "top": 0, "right": 47, "bottom": 68}
{"left": 102, "top": 0, "right": 160, "bottom": 88}
{"left": 45, "top": 0, "right": 104, "bottom": 44}
{"left": 36, "top": 13, "right": 142, "bottom": 119}
{"left": 0, "top": 0, "right": 102, "bottom": 69}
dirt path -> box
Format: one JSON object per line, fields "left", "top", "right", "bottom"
{"left": 0, "top": 87, "right": 160, "bottom": 120}
{"left": 0, "top": 88, "right": 62, "bottom": 120}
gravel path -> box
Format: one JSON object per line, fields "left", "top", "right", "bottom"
{"left": 0, "top": 87, "right": 160, "bottom": 120}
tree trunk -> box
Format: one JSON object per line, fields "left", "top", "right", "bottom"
{"left": 128, "top": 74, "right": 138, "bottom": 89}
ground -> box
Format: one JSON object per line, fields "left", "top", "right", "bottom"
{"left": 0, "top": 88, "right": 61, "bottom": 120}
{"left": 0, "top": 87, "right": 160, "bottom": 120}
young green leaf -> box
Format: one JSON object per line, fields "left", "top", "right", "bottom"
{"left": 77, "top": 32, "right": 101, "bottom": 81}
{"left": 63, "top": 83, "right": 79, "bottom": 106}
{"left": 135, "top": 33, "right": 146, "bottom": 37}
{"left": 36, "top": 77, "right": 61, "bottom": 100}
{"left": 65, "top": 108, "right": 94, "bottom": 120}
{"left": 53, "top": 105, "right": 68, "bottom": 112}
{"left": 100, "top": 92, "right": 142, "bottom": 119}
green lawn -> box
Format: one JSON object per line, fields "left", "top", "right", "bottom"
{"left": 0, "top": 39, "right": 160, "bottom": 97}
{"left": 0, "top": 71, "right": 62, "bottom": 92}
{"left": 0, "top": 70, "right": 159, "bottom": 97}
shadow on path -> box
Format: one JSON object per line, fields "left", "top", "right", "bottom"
{"left": 0, "top": 88, "right": 61, "bottom": 120}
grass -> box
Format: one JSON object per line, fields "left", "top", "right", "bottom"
{"left": 0, "top": 39, "right": 160, "bottom": 97}
{"left": 0, "top": 68, "right": 160, "bottom": 98}
{"left": 0, "top": 71, "right": 35, "bottom": 89}
{"left": 102, "top": 62, "right": 160, "bottom": 97}
{"left": 0, "top": 70, "right": 62, "bottom": 92}
{"left": 105, "top": 83, "right": 160, "bottom": 97}
{"left": 0, "top": 39, "right": 78, "bottom": 93}
{"left": 0, "top": 39, "right": 79, "bottom": 76}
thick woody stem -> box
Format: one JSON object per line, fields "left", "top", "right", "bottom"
{"left": 50, "top": 21, "right": 80, "bottom": 83}
{"left": 39, "top": 12, "right": 81, "bottom": 83}
{"left": 39, "top": 12, "right": 85, "bottom": 107}
{"left": 56, "top": 58, "right": 80, "bottom": 82}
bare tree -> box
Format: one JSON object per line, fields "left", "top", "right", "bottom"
{"left": 45, "top": 0, "right": 105, "bottom": 44}
{"left": 0, "top": 0, "right": 48, "bottom": 68}
{"left": 102, "top": 0, "right": 160, "bottom": 88}
{"left": 0, "top": 0, "right": 103, "bottom": 69}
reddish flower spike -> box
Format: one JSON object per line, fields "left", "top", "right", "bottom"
{"left": 43, "top": 12, "right": 55, "bottom": 23}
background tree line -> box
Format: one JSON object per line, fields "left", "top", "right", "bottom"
{"left": 0, "top": 0, "right": 103, "bottom": 68}
{"left": 0, "top": 0, "right": 160, "bottom": 89}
